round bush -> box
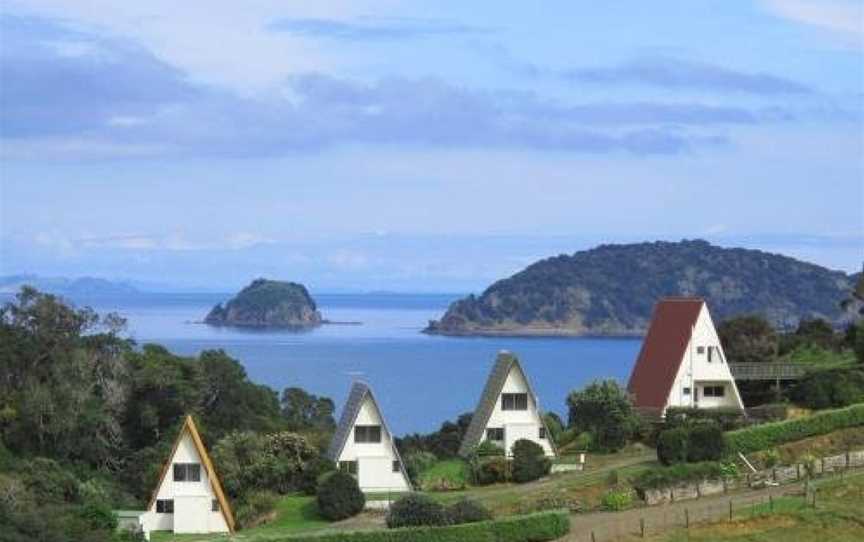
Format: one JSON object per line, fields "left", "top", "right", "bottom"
{"left": 385, "top": 493, "right": 449, "bottom": 528}
{"left": 316, "top": 471, "right": 365, "bottom": 521}
{"left": 511, "top": 439, "right": 550, "bottom": 484}
{"left": 472, "top": 456, "right": 509, "bottom": 485}
{"left": 445, "top": 498, "right": 492, "bottom": 525}
{"left": 298, "top": 457, "right": 335, "bottom": 496}
{"left": 657, "top": 427, "right": 688, "bottom": 465}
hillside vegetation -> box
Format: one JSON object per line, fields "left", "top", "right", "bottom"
{"left": 426, "top": 240, "right": 857, "bottom": 336}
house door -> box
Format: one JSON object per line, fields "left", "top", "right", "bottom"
{"left": 173, "top": 496, "right": 209, "bottom": 533}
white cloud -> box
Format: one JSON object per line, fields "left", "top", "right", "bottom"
{"left": 760, "top": 0, "right": 864, "bottom": 48}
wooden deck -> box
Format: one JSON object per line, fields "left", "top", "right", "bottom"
{"left": 728, "top": 362, "right": 813, "bottom": 381}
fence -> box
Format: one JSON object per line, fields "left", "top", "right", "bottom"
{"left": 568, "top": 467, "right": 861, "bottom": 541}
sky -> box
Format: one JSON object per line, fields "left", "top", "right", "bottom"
{"left": 0, "top": 1, "right": 863, "bottom": 292}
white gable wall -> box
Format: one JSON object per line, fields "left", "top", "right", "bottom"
{"left": 145, "top": 432, "right": 229, "bottom": 534}
{"left": 484, "top": 366, "right": 554, "bottom": 456}
{"left": 337, "top": 396, "right": 410, "bottom": 492}
{"left": 666, "top": 305, "right": 744, "bottom": 412}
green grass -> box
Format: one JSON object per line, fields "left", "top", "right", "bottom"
{"left": 417, "top": 459, "right": 470, "bottom": 490}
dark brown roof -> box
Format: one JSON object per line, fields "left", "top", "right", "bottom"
{"left": 627, "top": 297, "right": 704, "bottom": 409}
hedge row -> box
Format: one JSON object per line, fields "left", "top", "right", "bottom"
{"left": 631, "top": 461, "right": 726, "bottom": 491}
{"left": 282, "top": 510, "right": 570, "bottom": 542}
{"left": 724, "top": 403, "right": 864, "bottom": 455}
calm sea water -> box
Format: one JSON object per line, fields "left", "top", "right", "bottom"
{"left": 4, "top": 292, "right": 642, "bottom": 435}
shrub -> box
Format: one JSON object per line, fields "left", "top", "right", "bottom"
{"left": 723, "top": 403, "right": 864, "bottom": 455}
{"left": 236, "top": 490, "right": 277, "bottom": 528}
{"left": 386, "top": 493, "right": 449, "bottom": 528}
{"left": 656, "top": 427, "right": 688, "bottom": 465}
{"left": 403, "top": 451, "right": 438, "bottom": 484}
{"left": 791, "top": 368, "right": 864, "bottom": 410}
{"left": 472, "top": 457, "right": 510, "bottom": 485}
{"left": 762, "top": 449, "right": 781, "bottom": 468}
{"left": 316, "top": 471, "right": 365, "bottom": 521}
{"left": 687, "top": 423, "right": 723, "bottom": 462}
{"left": 511, "top": 439, "right": 550, "bottom": 484}
{"left": 475, "top": 440, "right": 505, "bottom": 457}
{"left": 605, "top": 469, "right": 619, "bottom": 487}
{"left": 664, "top": 407, "right": 747, "bottom": 431}
{"left": 299, "top": 457, "right": 336, "bottom": 496}
{"left": 632, "top": 462, "right": 725, "bottom": 492}
{"left": 75, "top": 501, "right": 118, "bottom": 531}
{"left": 601, "top": 489, "right": 633, "bottom": 511}
{"left": 445, "top": 499, "right": 492, "bottom": 525}
{"left": 283, "top": 510, "right": 570, "bottom": 542}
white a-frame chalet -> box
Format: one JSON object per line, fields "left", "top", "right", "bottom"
{"left": 627, "top": 297, "right": 745, "bottom": 417}
{"left": 326, "top": 382, "right": 412, "bottom": 493}
{"left": 143, "top": 415, "right": 235, "bottom": 537}
{"left": 459, "top": 351, "right": 557, "bottom": 457}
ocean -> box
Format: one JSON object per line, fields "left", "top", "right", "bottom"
{"left": 2, "top": 291, "right": 642, "bottom": 435}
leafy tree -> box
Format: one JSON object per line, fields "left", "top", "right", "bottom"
{"left": 717, "top": 315, "right": 778, "bottom": 363}
{"left": 566, "top": 380, "right": 636, "bottom": 452}
{"left": 280, "top": 387, "right": 335, "bottom": 432}
{"left": 790, "top": 367, "right": 864, "bottom": 409}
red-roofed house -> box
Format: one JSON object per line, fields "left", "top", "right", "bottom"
{"left": 627, "top": 297, "right": 744, "bottom": 417}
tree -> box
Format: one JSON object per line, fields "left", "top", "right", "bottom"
{"left": 717, "top": 315, "right": 777, "bottom": 363}
{"left": 280, "top": 387, "right": 336, "bottom": 432}
{"left": 566, "top": 380, "right": 636, "bottom": 452}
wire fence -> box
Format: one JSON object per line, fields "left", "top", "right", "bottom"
{"left": 566, "top": 467, "right": 861, "bottom": 542}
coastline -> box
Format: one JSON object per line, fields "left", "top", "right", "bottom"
{"left": 422, "top": 326, "right": 646, "bottom": 339}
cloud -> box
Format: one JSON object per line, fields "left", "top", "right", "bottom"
{"left": 483, "top": 45, "right": 815, "bottom": 95}
{"left": 267, "top": 16, "right": 491, "bottom": 41}
{"left": 760, "top": 0, "right": 864, "bottom": 47}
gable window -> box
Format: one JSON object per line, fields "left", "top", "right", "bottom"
{"left": 486, "top": 428, "right": 504, "bottom": 442}
{"left": 392, "top": 460, "right": 401, "bottom": 473}
{"left": 212, "top": 499, "right": 220, "bottom": 512}
{"left": 539, "top": 427, "right": 547, "bottom": 439}
{"left": 354, "top": 425, "right": 382, "bottom": 443}
{"left": 173, "top": 463, "right": 201, "bottom": 482}
{"left": 703, "top": 385, "right": 725, "bottom": 397}
{"left": 707, "top": 346, "right": 714, "bottom": 362}
{"left": 501, "top": 393, "right": 528, "bottom": 411}
{"left": 697, "top": 346, "right": 705, "bottom": 354}
{"left": 683, "top": 387, "right": 691, "bottom": 395}
{"left": 339, "top": 461, "right": 358, "bottom": 475}
{"left": 156, "top": 499, "right": 174, "bottom": 514}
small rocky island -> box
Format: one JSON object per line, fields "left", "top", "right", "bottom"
{"left": 205, "top": 279, "right": 323, "bottom": 328}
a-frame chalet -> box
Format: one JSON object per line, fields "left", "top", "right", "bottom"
{"left": 326, "top": 381, "right": 412, "bottom": 493}
{"left": 627, "top": 297, "right": 745, "bottom": 417}
{"left": 459, "top": 351, "right": 557, "bottom": 457}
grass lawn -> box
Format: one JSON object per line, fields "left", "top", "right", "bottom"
{"left": 417, "top": 459, "right": 470, "bottom": 490}
{"left": 629, "top": 472, "right": 864, "bottom": 541}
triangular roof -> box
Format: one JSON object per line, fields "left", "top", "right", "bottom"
{"left": 458, "top": 351, "right": 557, "bottom": 457}
{"left": 147, "top": 415, "right": 235, "bottom": 532}
{"left": 326, "top": 381, "right": 412, "bottom": 490}
{"left": 627, "top": 297, "right": 705, "bottom": 410}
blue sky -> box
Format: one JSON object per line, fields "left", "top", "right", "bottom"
{"left": 0, "top": 1, "right": 862, "bottom": 292}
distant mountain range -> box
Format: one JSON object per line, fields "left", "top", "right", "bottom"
{"left": 0, "top": 274, "right": 140, "bottom": 297}
{"left": 425, "top": 240, "right": 861, "bottom": 337}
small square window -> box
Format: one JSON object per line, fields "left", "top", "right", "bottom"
{"left": 212, "top": 499, "right": 220, "bottom": 512}
{"left": 156, "top": 499, "right": 174, "bottom": 514}
{"left": 392, "top": 460, "right": 401, "bottom": 473}
{"left": 486, "top": 428, "right": 504, "bottom": 441}
{"left": 539, "top": 427, "right": 547, "bottom": 439}
{"left": 502, "top": 393, "right": 528, "bottom": 411}
{"left": 339, "top": 461, "right": 358, "bottom": 475}
{"left": 697, "top": 346, "right": 705, "bottom": 354}
{"left": 683, "top": 387, "right": 691, "bottom": 395}
{"left": 354, "top": 425, "right": 382, "bottom": 443}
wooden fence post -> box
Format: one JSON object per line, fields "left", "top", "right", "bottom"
{"left": 769, "top": 494, "right": 773, "bottom": 512}
{"left": 591, "top": 530, "right": 596, "bottom": 542}
{"left": 729, "top": 500, "right": 733, "bottom": 522}
{"left": 640, "top": 518, "right": 645, "bottom": 538}
{"left": 685, "top": 508, "right": 690, "bottom": 529}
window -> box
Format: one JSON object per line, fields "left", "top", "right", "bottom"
{"left": 392, "top": 460, "right": 401, "bottom": 473}
{"left": 697, "top": 346, "right": 705, "bottom": 354}
{"left": 156, "top": 499, "right": 174, "bottom": 514}
{"left": 212, "top": 499, "right": 220, "bottom": 512}
{"left": 539, "top": 427, "right": 546, "bottom": 439}
{"left": 354, "top": 425, "right": 382, "bottom": 443}
{"left": 707, "top": 346, "right": 714, "bottom": 362}
{"left": 173, "top": 463, "right": 201, "bottom": 482}
{"left": 339, "top": 461, "right": 358, "bottom": 475}
{"left": 703, "top": 385, "right": 725, "bottom": 397}
{"left": 683, "top": 387, "right": 691, "bottom": 395}
{"left": 486, "top": 428, "right": 504, "bottom": 441}
{"left": 501, "top": 393, "right": 528, "bottom": 411}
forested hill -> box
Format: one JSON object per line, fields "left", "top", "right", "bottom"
{"left": 205, "top": 278, "right": 323, "bottom": 328}
{"left": 425, "top": 240, "right": 858, "bottom": 337}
